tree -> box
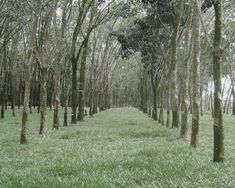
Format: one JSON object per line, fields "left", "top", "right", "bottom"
{"left": 36, "top": 0, "right": 58, "bottom": 137}
{"left": 77, "top": 0, "right": 96, "bottom": 121}
{"left": 21, "top": 1, "right": 39, "bottom": 144}
{"left": 212, "top": 0, "right": 224, "bottom": 162}
{"left": 70, "top": 0, "right": 93, "bottom": 124}
{"left": 190, "top": 0, "right": 201, "bottom": 148}
{"left": 180, "top": 1, "right": 193, "bottom": 139}
{"left": 170, "top": 0, "right": 183, "bottom": 128}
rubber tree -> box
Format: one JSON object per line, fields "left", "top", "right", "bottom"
{"left": 52, "top": 12, "right": 61, "bottom": 130}
{"left": 190, "top": 0, "right": 201, "bottom": 148}
{"left": 170, "top": 0, "right": 183, "bottom": 128}
{"left": 59, "top": 1, "right": 73, "bottom": 127}
{"left": 52, "top": 0, "right": 72, "bottom": 129}
{"left": 21, "top": 1, "right": 39, "bottom": 144}
{"left": 77, "top": 1, "right": 116, "bottom": 120}
{"left": 150, "top": 64, "right": 158, "bottom": 121}
{"left": 37, "top": 0, "right": 57, "bottom": 137}
{"left": 88, "top": 31, "right": 98, "bottom": 117}
{"left": 180, "top": 1, "right": 193, "bottom": 139}
{"left": 70, "top": 0, "right": 92, "bottom": 124}
{"left": 77, "top": 1, "right": 96, "bottom": 121}
{"left": 212, "top": 0, "right": 224, "bottom": 162}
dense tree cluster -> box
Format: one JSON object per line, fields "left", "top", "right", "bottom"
{"left": 0, "top": 0, "right": 121, "bottom": 142}
{"left": 115, "top": 0, "right": 235, "bottom": 162}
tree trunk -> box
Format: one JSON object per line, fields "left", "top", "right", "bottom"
{"left": 159, "top": 91, "right": 164, "bottom": 126}
{"left": 166, "top": 85, "right": 170, "bottom": 128}
{"left": 1, "top": 81, "right": 5, "bottom": 119}
{"left": 150, "top": 70, "right": 158, "bottom": 120}
{"left": 53, "top": 60, "right": 61, "bottom": 130}
{"left": 1, "top": 43, "right": 7, "bottom": 119}
{"left": 142, "top": 66, "right": 148, "bottom": 113}
{"left": 39, "top": 68, "right": 48, "bottom": 137}
{"left": 20, "top": 3, "right": 38, "bottom": 142}
{"left": 180, "top": 2, "right": 193, "bottom": 138}
{"left": 231, "top": 89, "right": 235, "bottom": 115}
{"left": 200, "top": 85, "right": 203, "bottom": 116}
{"left": 88, "top": 87, "right": 94, "bottom": 117}
{"left": 170, "top": 0, "right": 183, "bottom": 128}
{"left": 71, "top": 59, "right": 77, "bottom": 124}
{"left": 10, "top": 76, "right": 16, "bottom": 117}
{"left": 78, "top": 39, "right": 89, "bottom": 121}
{"left": 212, "top": 0, "right": 224, "bottom": 162}
{"left": 88, "top": 38, "right": 96, "bottom": 117}
{"left": 93, "top": 91, "right": 98, "bottom": 114}
{"left": 29, "top": 84, "right": 33, "bottom": 114}
{"left": 89, "top": 90, "right": 94, "bottom": 117}
{"left": 159, "top": 108, "right": 164, "bottom": 126}
{"left": 53, "top": 97, "right": 60, "bottom": 129}
{"left": 190, "top": 0, "right": 201, "bottom": 148}
{"left": 189, "top": 85, "right": 192, "bottom": 114}
{"left": 210, "top": 80, "right": 214, "bottom": 117}
{"left": 21, "top": 65, "right": 31, "bottom": 144}
{"left": 63, "top": 60, "right": 70, "bottom": 127}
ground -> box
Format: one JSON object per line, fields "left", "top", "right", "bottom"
{"left": 0, "top": 108, "right": 234, "bottom": 188}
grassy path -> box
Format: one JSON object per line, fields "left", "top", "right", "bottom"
{"left": 0, "top": 108, "right": 234, "bottom": 187}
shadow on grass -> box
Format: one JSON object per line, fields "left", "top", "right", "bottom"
{"left": 119, "top": 129, "right": 171, "bottom": 139}
{"left": 60, "top": 131, "right": 80, "bottom": 140}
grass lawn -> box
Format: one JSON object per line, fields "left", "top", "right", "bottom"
{"left": 0, "top": 107, "right": 234, "bottom": 188}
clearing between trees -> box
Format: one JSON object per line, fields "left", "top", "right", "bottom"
{"left": 0, "top": 108, "right": 234, "bottom": 187}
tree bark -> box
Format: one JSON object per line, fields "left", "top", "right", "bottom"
{"left": 69, "top": 0, "right": 91, "bottom": 124}
{"left": 141, "top": 66, "right": 148, "bottom": 113}
{"left": 1, "top": 39, "right": 7, "bottom": 119}
{"left": 88, "top": 37, "right": 96, "bottom": 117}
{"left": 20, "top": 3, "right": 38, "bottom": 143}
{"left": 166, "top": 84, "right": 170, "bottom": 128}
{"left": 159, "top": 90, "right": 164, "bottom": 126}
{"left": 200, "top": 85, "right": 203, "bottom": 116}
{"left": 53, "top": 96, "right": 60, "bottom": 129}
{"left": 170, "top": 0, "right": 183, "bottom": 128}
{"left": 39, "top": 68, "right": 48, "bottom": 137}
{"left": 21, "top": 65, "right": 31, "bottom": 144}
{"left": 150, "top": 70, "right": 158, "bottom": 120}
{"left": 71, "top": 60, "right": 77, "bottom": 124}
{"left": 78, "top": 39, "right": 89, "bottom": 121}
{"left": 180, "top": 2, "right": 193, "bottom": 138}
{"left": 212, "top": 0, "right": 224, "bottom": 162}
{"left": 190, "top": 0, "right": 201, "bottom": 148}
{"left": 63, "top": 59, "right": 70, "bottom": 127}
{"left": 53, "top": 58, "right": 61, "bottom": 130}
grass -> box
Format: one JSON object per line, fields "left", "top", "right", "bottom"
{"left": 0, "top": 107, "right": 234, "bottom": 188}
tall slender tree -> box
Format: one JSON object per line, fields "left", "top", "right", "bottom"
{"left": 180, "top": 1, "right": 193, "bottom": 138}
{"left": 20, "top": 1, "right": 39, "bottom": 144}
{"left": 170, "top": 0, "right": 183, "bottom": 128}
{"left": 212, "top": 0, "right": 224, "bottom": 162}
{"left": 190, "top": 0, "right": 201, "bottom": 148}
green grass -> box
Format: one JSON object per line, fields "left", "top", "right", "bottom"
{"left": 0, "top": 107, "right": 234, "bottom": 188}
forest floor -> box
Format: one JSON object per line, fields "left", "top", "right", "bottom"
{"left": 0, "top": 108, "right": 234, "bottom": 188}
